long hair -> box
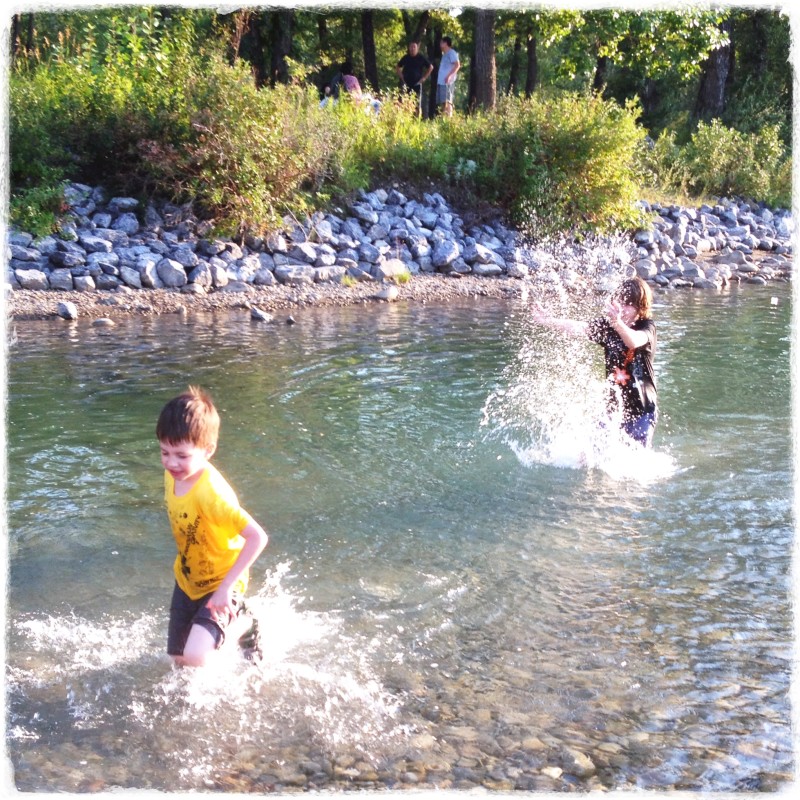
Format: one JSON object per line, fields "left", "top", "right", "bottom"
{"left": 613, "top": 277, "right": 653, "bottom": 320}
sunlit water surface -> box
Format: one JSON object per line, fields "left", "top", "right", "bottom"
{"left": 5, "top": 282, "right": 794, "bottom": 792}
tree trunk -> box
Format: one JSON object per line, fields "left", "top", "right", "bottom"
{"left": 227, "top": 10, "right": 252, "bottom": 65}
{"left": 640, "top": 77, "right": 660, "bottom": 119}
{"left": 11, "top": 14, "right": 21, "bottom": 58}
{"left": 427, "top": 27, "right": 442, "bottom": 119}
{"left": 593, "top": 54, "right": 609, "bottom": 92}
{"left": 269, "top": 9, "right": 294, "bottom": 86}
{"left": 246, "top": 13, "right": 269, "bottom": 88}
{"left": 318, "top": 15, "right": 329, "bottom": 53}
{"left": 361, "top": 10, "right": 379, "bottom": 91}
{"left": 693, "top": 19, "right": 733, "bottom": 120}
{"left": 410, "top": 11, "right": 430, "bottom": 44}
{"left": 524, "top": 32, "right": 538, "bottom": 97}
{"left": 507, "top": 35, "right": 521, "bottom": 95}
{"left": 470, "top": 10, "right": 497, "bottom": 111}
{"left": 748, "top": 10, "right": 770, "bottom": 79}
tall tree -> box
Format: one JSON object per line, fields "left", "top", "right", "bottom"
{"left": 693, "top": 18, "right": 734, "bottom": 120}
{"left": 269, "top": 9, "right": 294, "bottom": 85}
{"left": 525, "top": 29, "right": 539, "bottom": 97}
{"left": 426, "top": 24, "right": 442, "bottom": 119}
{"left": 470, "top": 10, "right": 496, "bottom": 111}
{"left": 506, "top": 35, "right": 521, "bottom": 95}
{"left": 361, "top": 10, "right": 379, "bottom": 90}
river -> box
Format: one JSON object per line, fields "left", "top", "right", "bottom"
{"left": 5, "top": 280, "right": 794, "bottom": 792}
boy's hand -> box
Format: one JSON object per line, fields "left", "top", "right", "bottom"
{"left": 206, "top": 586, "right": 236, "bottom": 623}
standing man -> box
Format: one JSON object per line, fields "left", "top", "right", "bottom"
{"left": 397, "top": 40, "right": 433, "bottom": 116}
{"left": 436, "top": 36, "right": 460, "bottom": 118}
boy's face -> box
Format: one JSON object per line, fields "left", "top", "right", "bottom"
{"left": 159, "top": 439, "right": 214, "bottom": 484}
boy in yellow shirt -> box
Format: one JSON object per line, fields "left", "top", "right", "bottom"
{"left": 156, "top": 386, "right": 269, "bottom": 667}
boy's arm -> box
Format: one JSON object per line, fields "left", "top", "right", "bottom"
{"left": 205, "top": 518, "right": 269, "bottom": 618}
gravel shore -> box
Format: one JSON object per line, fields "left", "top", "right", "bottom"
{"left": 6, "top": 272, "right": 525, "bottom": 323}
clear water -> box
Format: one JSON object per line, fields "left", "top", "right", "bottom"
{"left": 4, "top": 282, "right": 794, "bottom": 792}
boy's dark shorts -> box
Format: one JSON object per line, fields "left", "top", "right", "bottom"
{"left": 167, "top": 582, "right": 242, "bottom": 656}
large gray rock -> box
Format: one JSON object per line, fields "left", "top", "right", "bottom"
{"left": 49, "top": 269, "right": 74, "bottom": 290}
{"left": 9, "top": 244, "right": 40, "bottom": 261}
{"left": 188, "top": 262, "right": 213, "bottom": 288}
{"left": 314, "top": 265, "right": 346, "bottom": 283}
{"left": 471, "top": 262, "right": 503, "bottom": 277}
{"left": 78, "top": 234, "right": 114, "bottom": 253}
{"left": 74, "top": 275, "right": 96, "bottom": 292}
{"left": 372, "top": 258, "right": 409, "bottom": 281}
{"left": 50, "top": 250, "right": 85, "bottom": 269}
{"left": 274, "top": 264, "right": 316, "bottom": 285}
{"left": 15, "top": 268, "right": 49, "bottom": 290}
{"left": 358, "top": 242, "right": 381, "bottom": 264}
{"left": 156, "top": 258, "right": 188, "bottom": 287}
{"left": 120, "top": 265, "right": 143, "bottom": 289}
{"left": 288, "top": 242, "right": 318, "bottom": 264}
{"left": 432, "top": 239, "right": 460, "bottom": 268}
{"left": 112, "top": 212, "right": 140, "bottom": 235}
{"left": 170, "top": 247, "right": 200, "bottom": 269}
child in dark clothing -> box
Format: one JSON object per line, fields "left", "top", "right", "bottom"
{"left": 530, "top": 277, "right": 658, "bottom": 447}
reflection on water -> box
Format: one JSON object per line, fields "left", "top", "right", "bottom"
{"left": 5, "top": 283, "right": 794, "bottom": 792}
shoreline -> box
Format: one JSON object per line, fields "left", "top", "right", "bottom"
{"left": 7, "top": 182, "right": 792, "bottom": 325}
{"left": 7, "top": 255, "right": 788, "bottom": 325}
{"left": 5, "top": 273, "right": 529, "bottom": 323}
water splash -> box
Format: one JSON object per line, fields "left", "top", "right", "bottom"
{"left": 485, "top": 237, "right": 677, "bottom": 484}
{"left": 7, "top": 561, "right": 411, "bottom": 789}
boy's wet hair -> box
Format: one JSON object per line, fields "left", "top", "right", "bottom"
{"left": 613, "top": 277, "right": 653, "bottom": 319}
{"left": 156, "top": 386, "right": 220, "bottom": 449}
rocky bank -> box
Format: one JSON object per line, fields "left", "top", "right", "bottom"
{"left": 5, "top": 182, "right": 793, "bottom": 323}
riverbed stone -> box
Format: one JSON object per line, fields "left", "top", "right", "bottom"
{"left": 57, "top": 300, "right": 79, "bottom": 319}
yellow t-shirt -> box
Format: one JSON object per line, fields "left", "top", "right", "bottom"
{"left": 164, "top": 463, "right": 252, "bottom": 600}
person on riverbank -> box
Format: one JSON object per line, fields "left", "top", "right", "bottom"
{"left": 530, "top": 277, "right": 658, "bottom": 447}
{"left": 156, "top": 386, "right": 269, "bottom": 667}
{"left": 397, "top": 40, "right": 433, "bottom": 116}
{"left": 436, "top": 36, "right": 460, "bottom": 117}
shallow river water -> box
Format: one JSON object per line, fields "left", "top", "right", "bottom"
{"left": 4, "top": 281, "right": 795, "bottom": 793}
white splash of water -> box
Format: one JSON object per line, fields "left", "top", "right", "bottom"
{"left": 485, "top": 239, "right": 677, "bottom": 485}
{"left": 9, "top": 560, "right": 410, "bottom": 784}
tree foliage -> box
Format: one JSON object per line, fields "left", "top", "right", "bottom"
{"left": 8, "top": 6, "right": 792, "bottom": 239}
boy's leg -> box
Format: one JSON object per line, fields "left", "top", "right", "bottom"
{"left": 179, "top": 623, "right": 220, "bottom": 667}
{"left": 175, "top": 592, "right": 259, "bottom": 666}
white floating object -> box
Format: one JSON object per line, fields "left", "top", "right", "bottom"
{"left": 771, "top": 296, "right": 779, "bottom": 305}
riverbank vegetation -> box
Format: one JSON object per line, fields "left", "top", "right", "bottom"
{"left": 9, "top": 6, "right": 792, "bottom": 241}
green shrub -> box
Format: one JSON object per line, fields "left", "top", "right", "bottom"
{"left": 9, "top": 181, "right": 67, "bottom": 237}
{"left": 683, "top": 119, "right": 791, "bottom": 208}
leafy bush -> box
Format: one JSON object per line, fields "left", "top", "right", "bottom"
{"left": 682, "top": 119, "right": 791, "bottom": 208}
{"left": 9, "top": 181, "right": 67, "bottom": 237}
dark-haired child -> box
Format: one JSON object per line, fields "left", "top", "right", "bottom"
{"left": 531, "top": 277, "right": 658, "bottom": 447}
